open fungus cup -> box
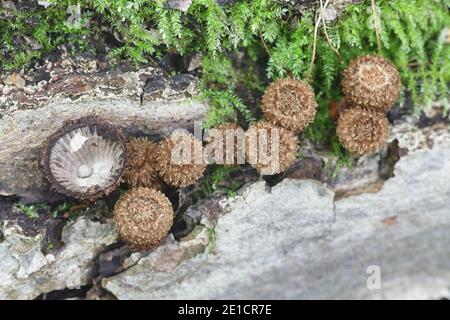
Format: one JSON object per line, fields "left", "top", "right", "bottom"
{"left": 43, "top": 116, "right": 127, "bottom": 201}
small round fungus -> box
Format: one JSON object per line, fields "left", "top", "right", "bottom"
{"left": 156, "top": 131, "right": 206, "bottom": 188}
{"left": 123, "top": 137, "right": 160, "bottom": 189}
{"left": 246, "top": 121, "right": 298, "bottom": 175}
{"left": 204, "top": 123, "right": 246, "bottom": 166}
{"left": 336, "top": 108, "right": 389, "bottom": 155}
{"left": 114, "top": 187, "right": 174, "bottom": 251}
{"left": 261, "top": 78, "right": 317, "bottom": 133}
{"left": 43, "top": 116, "right": 127, "bottom": 201}
{"left": 342, "top": 55, "right": 401, "bottom": 112}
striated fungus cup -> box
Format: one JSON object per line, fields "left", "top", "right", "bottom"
{"left": 123, "top": 137, "right": 160, "bottom": 189}
{"left": 261, "top": 78, "right": 317, "bottom": 133}
{"left": 336, "top": 108, "right": 389, "bottom": 155}
{"left": 43, "top": 116, "right": 127, "bottom": 201}
{"left": 342, "top": 55, "right": 401, "bottom": 112}
{"left": 114, "top": 187, "right": 173, "bottom": 251}
{"left": 156, "top": 131, "right": 206, "bottom": 188}
{"left": 204, "top": 123, "right": 246, "bottom": 166}
{"left": 246, "top": 121, "right": 298, "bottom": 175}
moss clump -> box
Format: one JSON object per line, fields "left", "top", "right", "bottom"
{"left": 262, "top": 78, "right": 317, "bottom": 133}
{"left": 114, "top": 187, "right": 173, "bottom": 251}
{"left": 342, "top": 55, "right": 401, "bottom": 112}
{"left": 336, "top": 108, "right": 389, "bottom": 155}
{"left": 156, "top": 131, "right": 206, "bottom": 188}
{"left": 123, "top": 138, "right": 160, "bottom": 189}
{"left": 2, "top": 0, "right": 447, "bottom": 163}
{"left": 246, "top": 121, "right": 298, "bottom": 175}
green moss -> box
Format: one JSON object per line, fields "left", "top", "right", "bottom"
{"left": 52, "top": 202, "right": 71, "bottom": 218}
{"left": 0, "top": 1, "right": 95, "bottom": 70}
{"left": 193, "top": 165, "right": 243, "bottom": 201}
{"left": 13, "top": 202, "right": 49, "bottom": 219}
{"left": 1, "top": 0, "right": 448, "bottom": 161}
{"left": 205, "top": 226, "right": 217, "bottom": 253}
{"left": 12, "top": 201, "right": 76, "bottom": 220}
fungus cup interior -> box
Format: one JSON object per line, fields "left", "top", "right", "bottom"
{"left": 44, "top": 117, "right": 127, "bottom": 199}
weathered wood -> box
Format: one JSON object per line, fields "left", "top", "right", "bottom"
{"left": 103, "top": 137, "right": 450, "bottom": 299}
{"left": 1, "top": 118, "right": 449, "bottom": 299}
{"left": 0, "top": 65, "right": 207, "bottom": 202}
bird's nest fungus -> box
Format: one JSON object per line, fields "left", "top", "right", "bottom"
{"left": 114, "top": 187, "right": 174, "bottom": 251}
{"left": 156, "top": 131, "right": 206, "bottom": 188}
{"left": 342, "top": 55, "right": 401, "bottom": 112}
{"left": 42, "top": 116, "right": 127, "bottom": 201}
{"left": 246, "top": 121, "right": 298, "bottom": 175}
{"left": 204, "top": 123, "right": 246, "bottom": 166}
{"left": 123, "top": 137, "right": 161, "bottom": 189}
{"left": 336, "top": 108, "right": 389, "bottom": 155}
{"left": 262, "top": 78, "right": 317, "bottom": 133}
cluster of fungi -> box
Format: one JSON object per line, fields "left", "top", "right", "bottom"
{"left": 43, "top": 117, "right": 206, "bottom": 250}
{"left": 254, "top": 78, "right": 318, "bottom": 175}
{"left": 42, "top": 55, "right": 400, "bottom": 251}
{"left": 42, "top": 78, "right": 317, "bottom": 250}
{"left": 205, "top": 78, "right": 317, "bottom": 175}
{"left": 337, "top": 55, "right": 401, "bottom": 155}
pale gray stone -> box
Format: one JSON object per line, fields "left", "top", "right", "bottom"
{"left": 0, "top": 217, "right": 118, "bottom": 300}
{"left": 166, "top": 0, "right": 193, "bottom": 12}
{"left": 103, "top": 141, "right": 450, "bottom": 299}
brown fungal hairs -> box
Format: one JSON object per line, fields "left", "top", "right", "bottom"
{"left": 156, "top": 131, "right": 206, "bottom": 188}
{"left": 123, "top": 137, "right": 160, "bottom": 189}
{"left": 204, "top": 123, "right": 246, "bottom": 166}
{"left": 246, "top": 121, "right": 298, "bottom": 175}
{"left": 114, "top": 187, "right": 173, "bottom": 251}
{"left": 261, "top": 78, "right": 318, "bottom": 133}
{"left": 42, "top": 116, "right": 127, "bottom": 201}
{"left": 342, "top": 55, "right": 401, "bottom": 112}
{"left": 336, "top": 108, "right": 389, "bottom": 155}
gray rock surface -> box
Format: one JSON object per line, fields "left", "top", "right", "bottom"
{"left": 166, "top": 0, "right": 193, "bottom": 12}
{"left": 103, "top": 138, "right": 450, "bottom": 299}
{"left": 0, "top": 217, "right": 117, "bottom": 300}
{"left": 1, "top": 108, "right": 449, "bottom": 299}
{"left": 0, "top": 64, "right": 207, "bottom": 201}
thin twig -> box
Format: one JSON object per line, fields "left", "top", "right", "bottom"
{"left": 306, "top": 0, "right": 334, "bottom": 82}
{"left": 371, "top": 0, "right": 382, "bottom": 54}
{"left": 260, "top": 31, "right": 293, "bottom": 77}
{"left": 319, "top": 0, "right": 341, "bottom": 58}
{"left": 259, "top": 31, "right": 272, "bottom": 59}
{"left": 306, "top": 9, "right": 322, "bottom": 82}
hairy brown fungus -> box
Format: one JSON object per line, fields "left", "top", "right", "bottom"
{"left": 204, "top": 123, "right": 246, "bottom": 166}
{"left": 336, "top": 108, "right": 389, "bottom": 155}
{"left": 114, "top": 187, "right": 173, "bottom": 251}
{"left": 156, "top": 131, "right": 206, "bottom": 188}
{"left": 261, "top": 78, "right": 317, "bottom": 133}
{"left": 43, "top": 116, "right": 127, "bottom": 201}
{"left": 246, "top": 121, "right": 298, "bottom": 175}
{"left": 342, "top": 55, "right": 401, "bottom": 112}
{"left": 123, "top": 137, "right": 160, "bottom": 189}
